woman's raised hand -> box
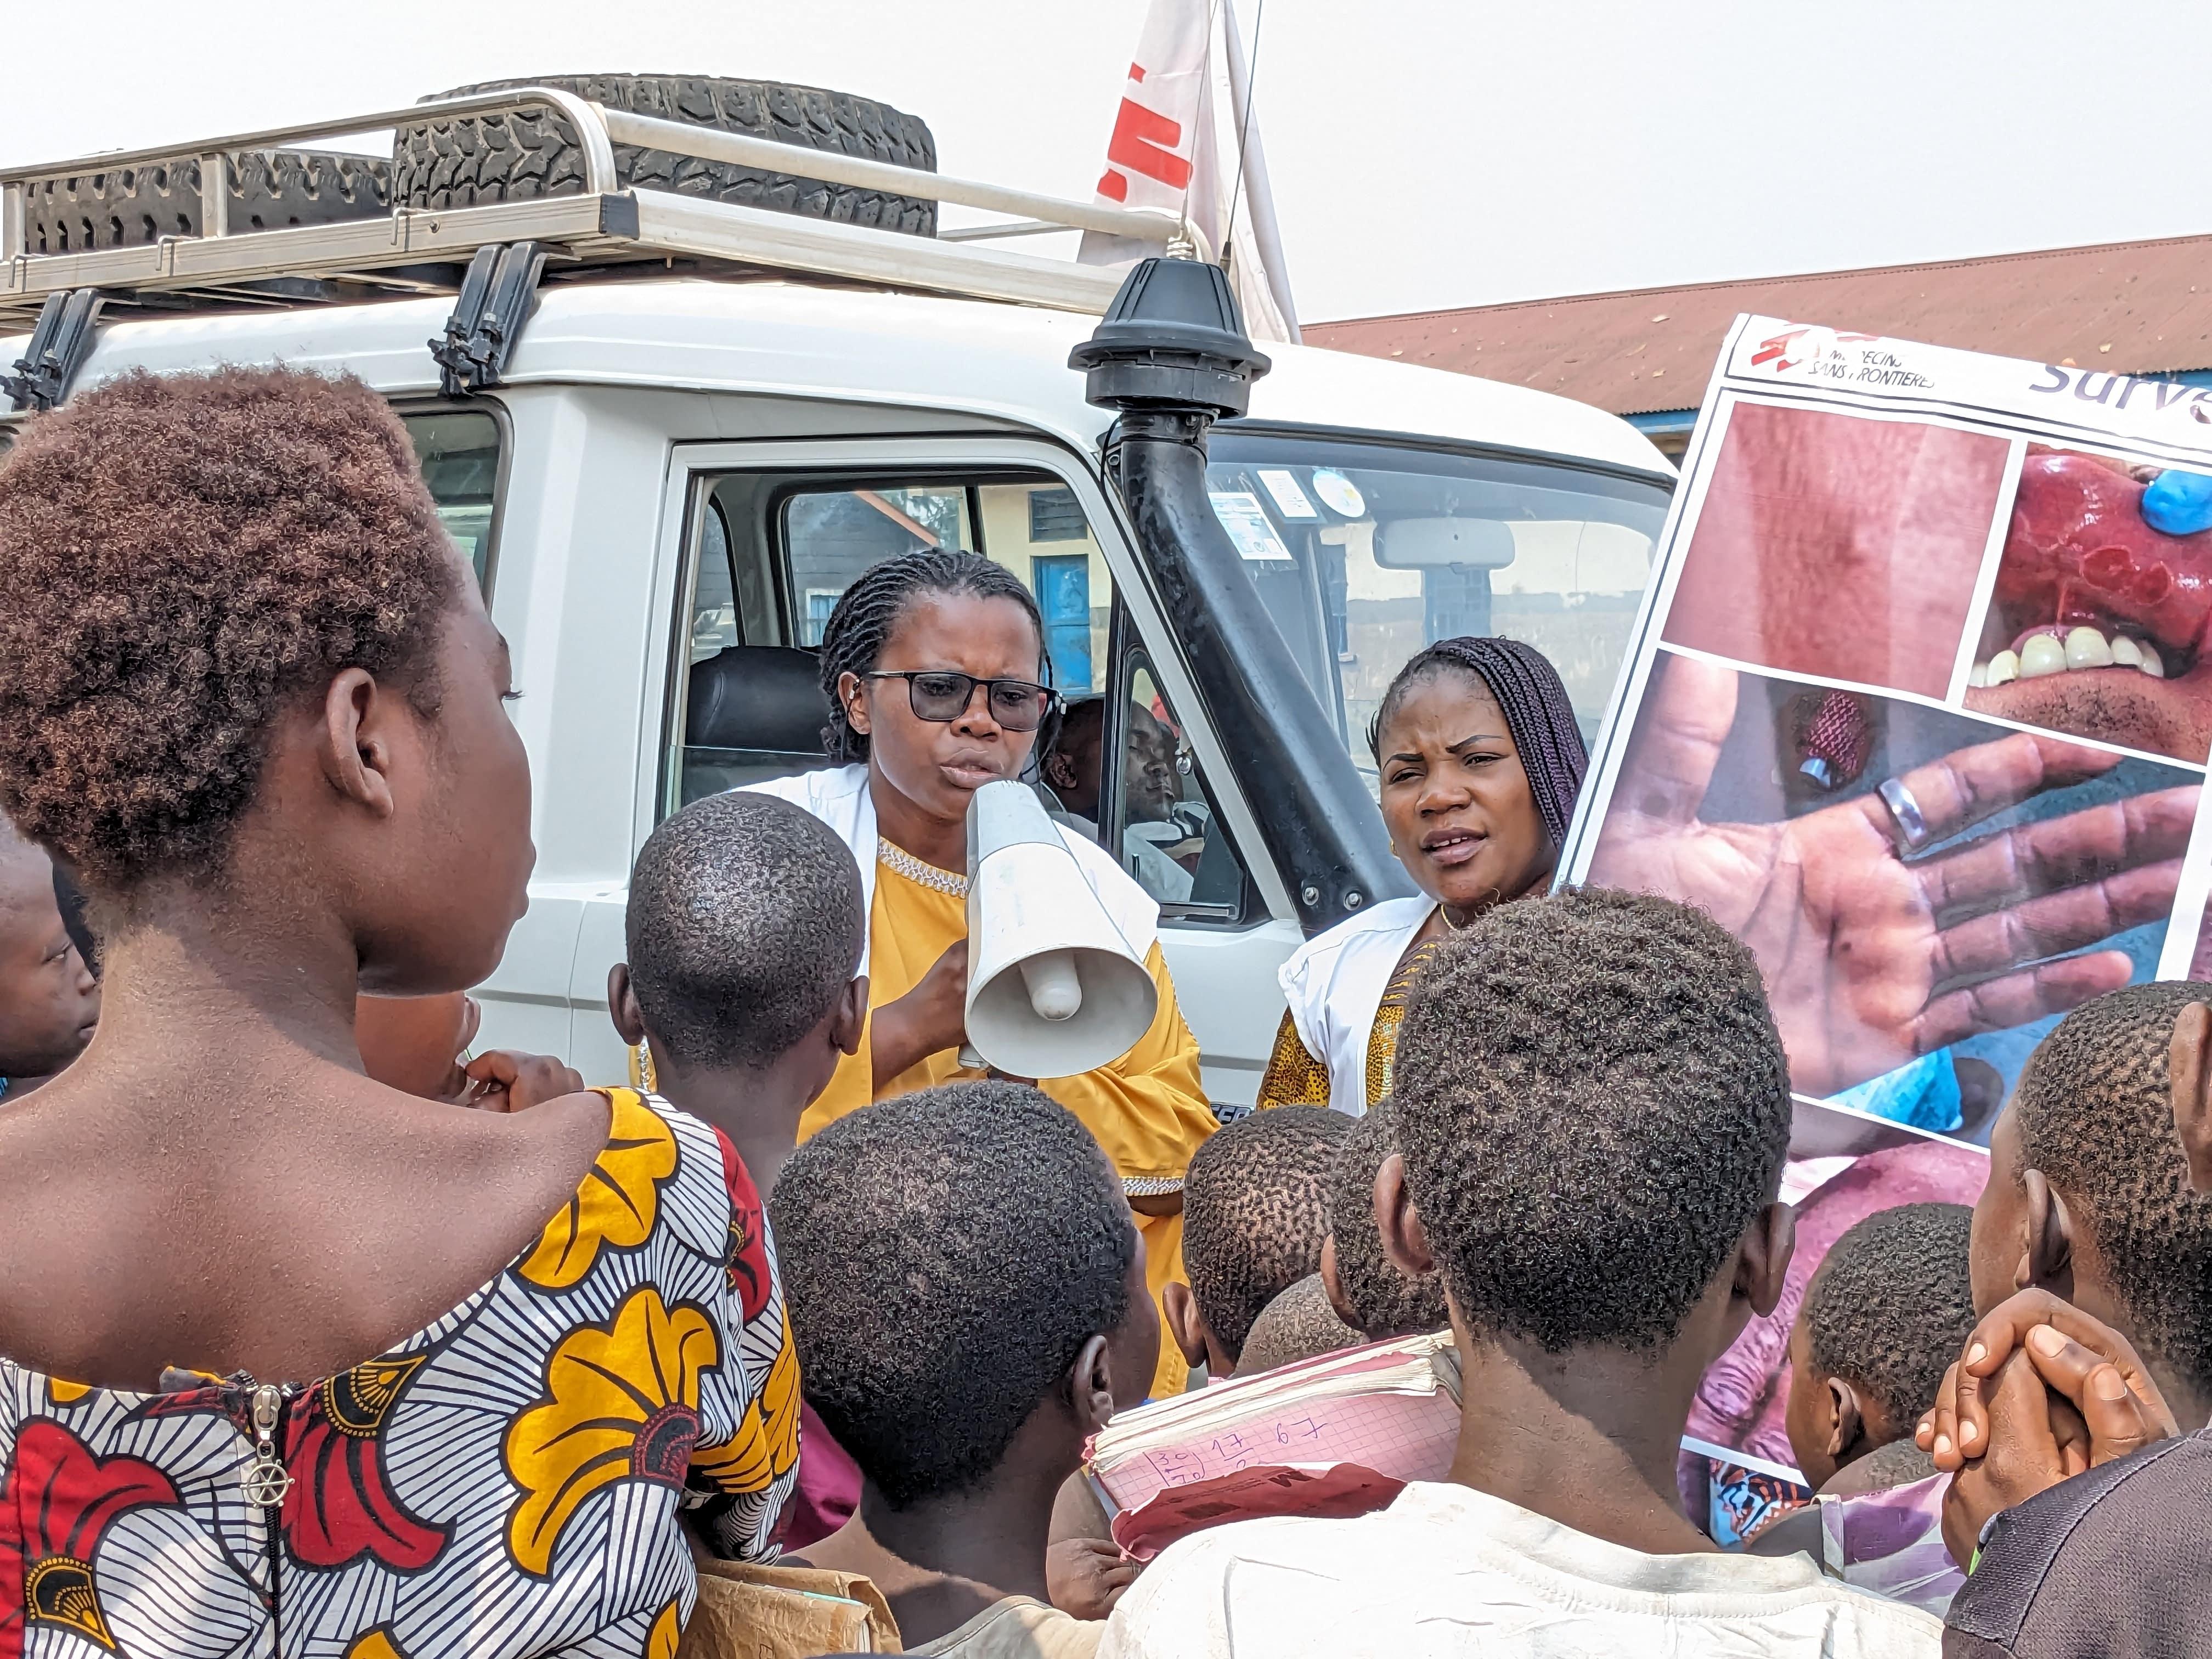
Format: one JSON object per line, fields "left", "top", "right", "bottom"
{"left": 870, "top": 938, "right": 971, "bottom": 1091}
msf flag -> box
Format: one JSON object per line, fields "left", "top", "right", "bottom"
{"left": 1079, "top": 0, "right": 1299, "bottom": 343}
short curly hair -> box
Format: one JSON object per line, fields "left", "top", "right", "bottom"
{"left": 1392, "top": 887, "right": 1791, "bottom": 1353}
{"left": 1802, "top": 1203, "right": 1976, "bottom": 1426}
{"left": 1327, "top": 1097, "right": 1451, "bottom": 1340}
{"left": 0, "top": 368, "right": 458, "bottom": 893}
{"left": 768, "top": 1081, "right": 1134, "bottom": 1509}
{"left": 1184, "top": 1105, "right": 1351, "bottom": 1358}
{"left": 2012, "top": 981, "right": 2212, "bottom": 1399}
{"left": 625, "top": 793, "right": 862, "bottom": 1069}
{"left": 1232, "top": 1273, "right": 1363, "bottom": 1377}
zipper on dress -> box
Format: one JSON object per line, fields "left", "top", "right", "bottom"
{"left": 242, "top": 1382, "right": 296, "bottom": 1509}
{"left": 234, "top": 1377, "right": 297, "bottom": 1658}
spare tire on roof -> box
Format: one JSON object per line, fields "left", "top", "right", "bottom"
{"left": 393, "top": 75, "right": 939, "bottom": 236}
{"left": 19, "top": 152, "right": 390, "bottom": 255}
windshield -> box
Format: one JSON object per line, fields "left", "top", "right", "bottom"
{"left": 1204, "top": 430, "right": 1673, "bottom": 788}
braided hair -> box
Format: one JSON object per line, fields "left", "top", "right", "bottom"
{"left": 815, "top": 550, "right": 1057, "bottom": 764}
{"left": 1367, "top": 637, "right": 1587, "bottom": 850}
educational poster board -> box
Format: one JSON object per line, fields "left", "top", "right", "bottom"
{"left": 1558, "top": 317, "right": 2212, "bottom": 1522}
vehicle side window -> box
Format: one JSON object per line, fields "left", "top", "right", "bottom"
{"left": 690, "top": 498, "right": 740, "bottom": 660}
{"left": 1107, "top": 650, "right": 1254, "bottom": 924}
{"left": 400, "top": 410, "right": 501, "bottom": 590}
{"left": 667, "top": 470, "right": 1113, "bottom": 815}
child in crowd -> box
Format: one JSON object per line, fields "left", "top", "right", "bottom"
{"left": 1101, "top": 888, "right": 1942, "bottom": 1657}
{"left": 1232, "top": 1273, "right": 1363, "bottom": 1376}
{"left": 773, "top": 1080, "right": 1156, "bottom": 1656}
{"left": 607, "top": 789, "right": 869, "bottom": 1551}
{"left": 1945, "top": 982, "right": 2212, "bottom": 1442}
{"left": 1925, "top": 983, "right": 2212, "bottom": 1649}
{"left": 1913, "top": 983, "right": 2212, "bottom": 1583}
{"left": 0, "top": 824, "right": 98, "bottom": 1101}
{"left": 1319, "top": 1096, "right": 1450, "bottom": 1340}
{"left": 1165, "top": 1105, "right": 1350, "bottom": 1377}
{"left": 1786, "top": 1203, "right": 1977, "bottom": 1492}
{"left": 610, "top": 789, "right": 867, "bottom": 1197}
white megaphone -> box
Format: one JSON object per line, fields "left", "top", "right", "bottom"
{"left": 960, "top": 778, "right": 1159, "bottom": 1080}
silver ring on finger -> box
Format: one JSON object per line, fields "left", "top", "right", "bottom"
{"left": 1877, "top": 777, "right": 1931, "bottom": 855}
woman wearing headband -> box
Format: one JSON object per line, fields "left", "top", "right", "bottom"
{"left": 748, "top": 550, "right": 1214, "bottom": 1393}
{"left": 1259, "top": 637, "right": 1586, "bottom": 1114}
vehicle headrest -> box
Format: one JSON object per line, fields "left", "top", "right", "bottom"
{"left": 685, "top": 645, "right": 828, "bottom": 755}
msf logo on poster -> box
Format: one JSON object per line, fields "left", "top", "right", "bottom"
{"left": 1749, "top": 326, "right": 1876, "bottom": 376}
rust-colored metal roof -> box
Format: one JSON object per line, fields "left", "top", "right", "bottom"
{"left": 1306, "top": 233, "right": 2212, "bottom": 415}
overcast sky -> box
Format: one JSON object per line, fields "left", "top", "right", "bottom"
{"left": 9, "top": 0, "right": 2212, "bottom": 325}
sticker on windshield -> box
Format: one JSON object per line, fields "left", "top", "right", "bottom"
{"left": 1310, "top": 469, "right": 1367, "bottom": 518}
{"left": 1256, "top": 469, "right": 1320, "bottom": 520}
{"left": 1208, "top": 491, "right": 1292, "bottom": 561}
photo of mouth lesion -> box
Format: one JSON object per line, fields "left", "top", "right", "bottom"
{"left": 1962, "top": 443, "right": 2212, "bottom": 765}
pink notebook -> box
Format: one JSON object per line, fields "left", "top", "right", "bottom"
{"left": 1085, "top": 1331, "right": 1462, "bottom": 1536}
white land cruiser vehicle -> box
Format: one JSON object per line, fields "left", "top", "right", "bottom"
{"left": 2, "top": 79, "right": 1673, "bottom": 1102}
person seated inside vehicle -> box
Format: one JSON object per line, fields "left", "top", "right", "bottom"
{"left": 746, "top": 550, "right": 1216, "bottom": 1398}
{"left": 1043, "top": 696, "right": 1197, "bottom": 904}
{"left": 1099, "top": 888, "right": 1943, "bottom": 1657}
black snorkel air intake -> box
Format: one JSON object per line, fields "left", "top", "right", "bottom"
{"left": 1071, "top": 258, "right": 1411, "bottom": 934}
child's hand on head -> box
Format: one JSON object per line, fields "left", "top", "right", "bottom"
{"left": 1046, "top": 1537, "right": 1139, "bottom": 1621}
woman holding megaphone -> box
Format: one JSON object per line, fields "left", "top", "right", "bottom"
{"left": 1259, "top": 637, "right": 1587, "bottom": 1115}
{"left": 749, "top": 551, "right": 1215, "bottom": 1393}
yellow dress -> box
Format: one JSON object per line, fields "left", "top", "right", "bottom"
{"left": 799, "top": 844, "right": 1217, "bottom": 1397}
{"left": 1255, "top": 938, "right": 1441, "bottom": 1111}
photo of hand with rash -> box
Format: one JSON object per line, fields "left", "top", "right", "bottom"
{"left": 1588, "top": 650, "right": 2198, "bottom": 1128}
{"left": 1965, "top": 445, "right": 2212, "bottom": 764}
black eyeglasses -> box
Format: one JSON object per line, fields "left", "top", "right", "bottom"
{"left": 866, "top": 670, "right": 1061, "bottom": 732}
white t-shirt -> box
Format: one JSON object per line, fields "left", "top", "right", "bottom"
{"left": 1097, "top": 1481, "right": 1942, "bottom": 1658}
{"left": 910, "top": 1595, "right": 1102, "bottom": 1658}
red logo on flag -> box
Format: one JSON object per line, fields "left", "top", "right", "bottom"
{"left": 1097, "top": 91, "right": 1191, "bottom": 201}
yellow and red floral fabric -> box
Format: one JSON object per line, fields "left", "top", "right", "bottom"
{"left": 1256, "top": 940, "right": 1442, "bottom": 1111}
{"left": 0, "top": 1089, "right": 797, "bottom": 1658}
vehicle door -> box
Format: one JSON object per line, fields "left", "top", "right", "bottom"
{"left": 570, "top": 433, "right": 1302, "bottom": 1102}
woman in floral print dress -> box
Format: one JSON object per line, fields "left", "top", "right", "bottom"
{"left": 0, "top": 368, "right": 796, "bottom": 1657}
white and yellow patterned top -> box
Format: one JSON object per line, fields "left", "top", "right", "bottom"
{"left": 0, "top": 1089, "right": 797, "bottom": 1658}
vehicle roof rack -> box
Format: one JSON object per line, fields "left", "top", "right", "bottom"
{"left": 1, "top": 87, "right": 1201, "bottom": 331}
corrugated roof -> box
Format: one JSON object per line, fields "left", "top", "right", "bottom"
{"left": 1306, "top": 233, "right": 2212, "bottom": 415}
